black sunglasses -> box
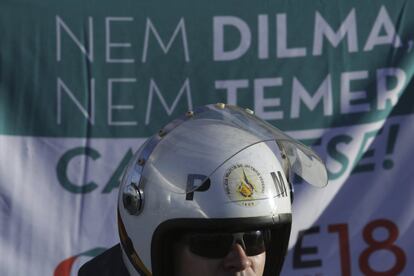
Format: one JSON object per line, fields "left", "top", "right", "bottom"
{"left": 183, "top": 230, "right": 270, "bottom": 259}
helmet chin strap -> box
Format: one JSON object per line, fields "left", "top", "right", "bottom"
{"left": 118, "top": 209, "right": 152, "bottom": 276}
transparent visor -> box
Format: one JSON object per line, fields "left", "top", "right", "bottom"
{"left": 138, "top": 105, "right": 328, "bottom": 194}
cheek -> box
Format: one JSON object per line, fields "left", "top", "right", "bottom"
{"left": 249, "top": 252, "right": 266, "bottom": 273}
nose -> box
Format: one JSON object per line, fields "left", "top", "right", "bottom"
{"left": 222, "top": 243, "right": 252, "bottom": 272}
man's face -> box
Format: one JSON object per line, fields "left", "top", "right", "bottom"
{"left": 173, "top": 231, "right": 267, "bottom": 276}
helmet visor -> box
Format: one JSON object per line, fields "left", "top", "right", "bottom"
{"left": 141, "top": 104, "right": 327, "bottom": 195}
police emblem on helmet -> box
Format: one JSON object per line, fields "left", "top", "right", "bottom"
{"left": 223, "top": 164, "right": 266, "bottom": 207}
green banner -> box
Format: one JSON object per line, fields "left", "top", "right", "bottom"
{"left": 1, "top": 1, "right": 413, "bottom": 137}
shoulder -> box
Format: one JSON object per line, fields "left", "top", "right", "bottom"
{"left": 78, "top": 244, "right": 130, "bottom": 276}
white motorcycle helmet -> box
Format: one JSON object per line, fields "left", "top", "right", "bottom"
{"left": 118, "top": 103, "right": 328, "bottom": 276}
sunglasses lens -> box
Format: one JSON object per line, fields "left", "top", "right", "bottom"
{"left": 243, "top": 230, "right": 267, "bottom": 256}
{"left": 188, "top": 233, "right": 233, "bottom": 258}
{"left": 187, "top": 230, "right": 269, "bottom": 259}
